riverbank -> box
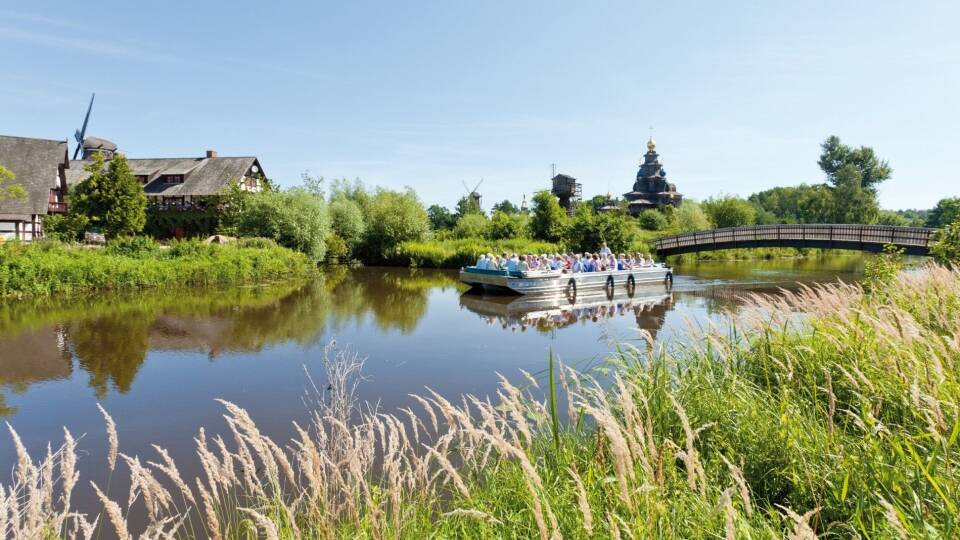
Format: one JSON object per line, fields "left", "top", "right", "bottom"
{"left": 0, "top": 239, "right": 313, "bottom": 298}
{"left": 4, "top": 264, "right": 956, "bottom": 537}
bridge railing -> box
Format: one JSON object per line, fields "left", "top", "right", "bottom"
{"left": 654, "top": 224, "right": 937, "bottom": 253}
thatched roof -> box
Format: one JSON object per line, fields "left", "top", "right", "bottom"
{"left": 0, "top": 135, "right": 68, "bottom": 217}
{"left": 68, "top": 156, "right": 261, "bottom": 197}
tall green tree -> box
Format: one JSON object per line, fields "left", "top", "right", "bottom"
{"left": 427, "top": 204, "right": 456, "bottom": 230}
{"left": 529, "top": 191, "right": 567, "bottom": 243}
{"left": 927, "top": 197, "right": 960, "bottom": 228}
{"left": 71, "top": 153, "right": 148, "bottom": 237}
{"left": 566, "top": 205, "right": 632, "bottom": 253}
{"left": 491, "top": 199, "right": 519, "bottom": 215}
{"left": 831, "top": 165, "right": 880, "bottom": 224}
{"left": 818, "top": 135, "right": 892, "bottom": 191}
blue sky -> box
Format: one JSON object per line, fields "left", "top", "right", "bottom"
{"left": 1, "top": 1, "right": 957, "bottom": 210}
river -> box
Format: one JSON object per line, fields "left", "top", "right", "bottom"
{"left": 0, "top": 255, "right": 866, "bottom": 518}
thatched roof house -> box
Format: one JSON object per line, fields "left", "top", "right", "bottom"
{"left": 0, "top": 135, "right": 70, "bottom": 241}
{"left": 68, "top": 144, "right": 265, "bottom": 205}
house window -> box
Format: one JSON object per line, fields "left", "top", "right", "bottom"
{"left": 245, "top": 176, "right": 258, "bottom": 189}
{"left": 137, "top": 175, "right": 149, "bottom": 184}
{"left": 162, "top": 175, "right": 184, "bottom": 184}
{"left": 162, "top": 196, "right": 185, "bottom": 206}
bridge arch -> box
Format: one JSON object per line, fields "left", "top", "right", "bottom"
{"left": 654, "top": 224, "right": 935, "bottom": 257}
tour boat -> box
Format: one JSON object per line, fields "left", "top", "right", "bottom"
{"left": 459, "top": 264, "right": 673, "bottom": 296}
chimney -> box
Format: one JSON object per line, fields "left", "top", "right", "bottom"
{"left": 205, "top": 150, "right": 218, "bottom": 158}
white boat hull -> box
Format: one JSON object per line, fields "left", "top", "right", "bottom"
{"left": 459, "top": 266, "right": 673, "bottom": 296}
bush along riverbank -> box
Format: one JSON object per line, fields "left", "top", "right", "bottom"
{"left": 0, "top": 237, "right": 313, "bottom": 299}
{"left": 4, "top": 265, "right": 959, "bottom": 538}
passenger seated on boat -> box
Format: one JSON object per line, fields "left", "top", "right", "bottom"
{"left": 584, "top": 255, "right": 597, "bottom": 272}
{"left": 571, "top": 254, "right": 584, "bottom": 273}
{"left": 617, "top": 254, "right": 627, "bottom": 270}
{"left": 499, "top": 253, "right": 509, "bottom": 271}
{"left": 551, "top": 255, "right": 563, "bottom": 271}
{"left": 506, "top": 254, "right": 519, "bottom": 272}
{"left": 518, "top": 255, "right": 530, "bottom": 273}
{"left": 646, "top": 254, "right": 656, "bottom": 267}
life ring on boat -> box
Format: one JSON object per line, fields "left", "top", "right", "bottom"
{"left": 565, "top": 278, "right": 577, "bottom": 301}
{"left": 626, "top": 274, "right": 636, "bottom": 291}
{"left": 605, "top": 275, "right": 615, "bottom": 291}
{"left": 665, "top": 272, "right": 674, "bottom": 288}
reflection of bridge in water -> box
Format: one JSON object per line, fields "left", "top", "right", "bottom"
{"left": 655, "top": 224, "right": 936, "bottom": 257}
{"left": 459, "top": 288, "right": 674, "bottom": 338}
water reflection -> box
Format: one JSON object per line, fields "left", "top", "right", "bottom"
{"left": 0, "top": 258, "right": 866, "bottom": 418}
{"left": 460, "top": 288, "right": 674, "bottom": 338}
{"left": 0, "top": 269, "right": 464, "bottom": 411}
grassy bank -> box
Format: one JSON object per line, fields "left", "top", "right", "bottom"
{"left": 0, "top": 239, "right": 313, "bottom": 299}
{"left": 5, "top": 265, "right": 959, "bottom": 538}
{"left": 388, "top": 238, "right": 561, "bottom": 268}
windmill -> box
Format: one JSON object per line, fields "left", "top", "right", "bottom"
{"left": 72, "top": 93, "right": 95, "bottom": 160}
{"left": 461, "top": 179, "right": 483, "bottom": 213}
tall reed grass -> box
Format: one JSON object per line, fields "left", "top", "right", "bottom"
{"left": 3, "top": 264, "right": 958, "bottom": 538}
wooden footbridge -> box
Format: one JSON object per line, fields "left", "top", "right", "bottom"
{"left": 654, "top": 224, "right": 936, "bottom": 257}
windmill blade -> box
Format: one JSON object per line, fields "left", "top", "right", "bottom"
{"left": 73, "top": 93, "right": 95, "bottom": 159}
{"left": 472, "top": 179, "right": 484, "bottom": 193}
{"left": 462, "top": 180, "right": 471, "bottom": 195}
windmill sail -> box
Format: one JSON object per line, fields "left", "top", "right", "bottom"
{"left": 72, "top": 93, "right": 95, "bottom": 159}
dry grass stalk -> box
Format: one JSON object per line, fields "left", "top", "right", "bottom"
{"left": 90, "top": 481, "right": 129, "bottom": 540}
{"left": 95, "top": 403, "right": 119, "bottom": 472}
{"left": 569, "top": 466, "right": 593, "bottom": 535}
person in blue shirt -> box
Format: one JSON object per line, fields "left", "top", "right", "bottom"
{"left": 571, "top": 255, "right": 584, "bottom": 273}
{"left": 506, "top": 254, "right": 519, "bottom": 272}
{"left": 583, "top": 255, "right": 595, "bottom": 272}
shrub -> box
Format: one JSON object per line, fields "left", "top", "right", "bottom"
{"left": 638, "top": 209, "right": 668, "bottom": 231}
{"left": 361, "top": 189, "right": 430, "bottom": 262}
{"left": 702, "top": 195, "right": 756, "bottom": 229}
{"left": 105, "top": 236, "right": 160, "bottom": 258}
{"left": 671, "top": 200, "right": 711, "bottom": 232}
{"left": 238, "top": 189, "right": 330, "bottom": 261}
{"left": 235, "top": 237, "right": 279, "bottom": 250}
{"left": 487, "top": 211, "right": 530, "bottom": 239}
{"left": 329, "top": 199, "right": 366, "bottom": 251}
{"left": 324, "top": 233, "right": 350, "bottom": 263}
{"left": 452, "top": 213, "right": 490, "bottom": 239}
{"left": 42, "top": 213, "right": 90, "bottom": 242}
{"left": 930, "top": 216, "right": 960, "bottom": 264}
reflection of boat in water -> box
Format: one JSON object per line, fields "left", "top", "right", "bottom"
{"left": 459, "top": 287, "right": 674, "bottom": 333}
{"left": 460, "top": 265, "right": 673, "bottom": 295}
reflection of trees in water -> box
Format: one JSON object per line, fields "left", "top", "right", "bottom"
{"left": 0, "top": 268, "right": 460, "bottom": 402}
{"left": 69, "top": 313, "right": 151, "bottom": 398}
{"left": 323, "top": 267, "right": 459, "bottom": 334}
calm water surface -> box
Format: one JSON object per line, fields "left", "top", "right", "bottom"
{"left": 0, "top": 256, "right": 866, "bottom": 516}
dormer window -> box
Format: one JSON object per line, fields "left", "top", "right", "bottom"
{"left": 136, "top": 175, "right": 149, "bottom": 184}
{"left": 162, "top": 174, "right": 184, "bottom": 184}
